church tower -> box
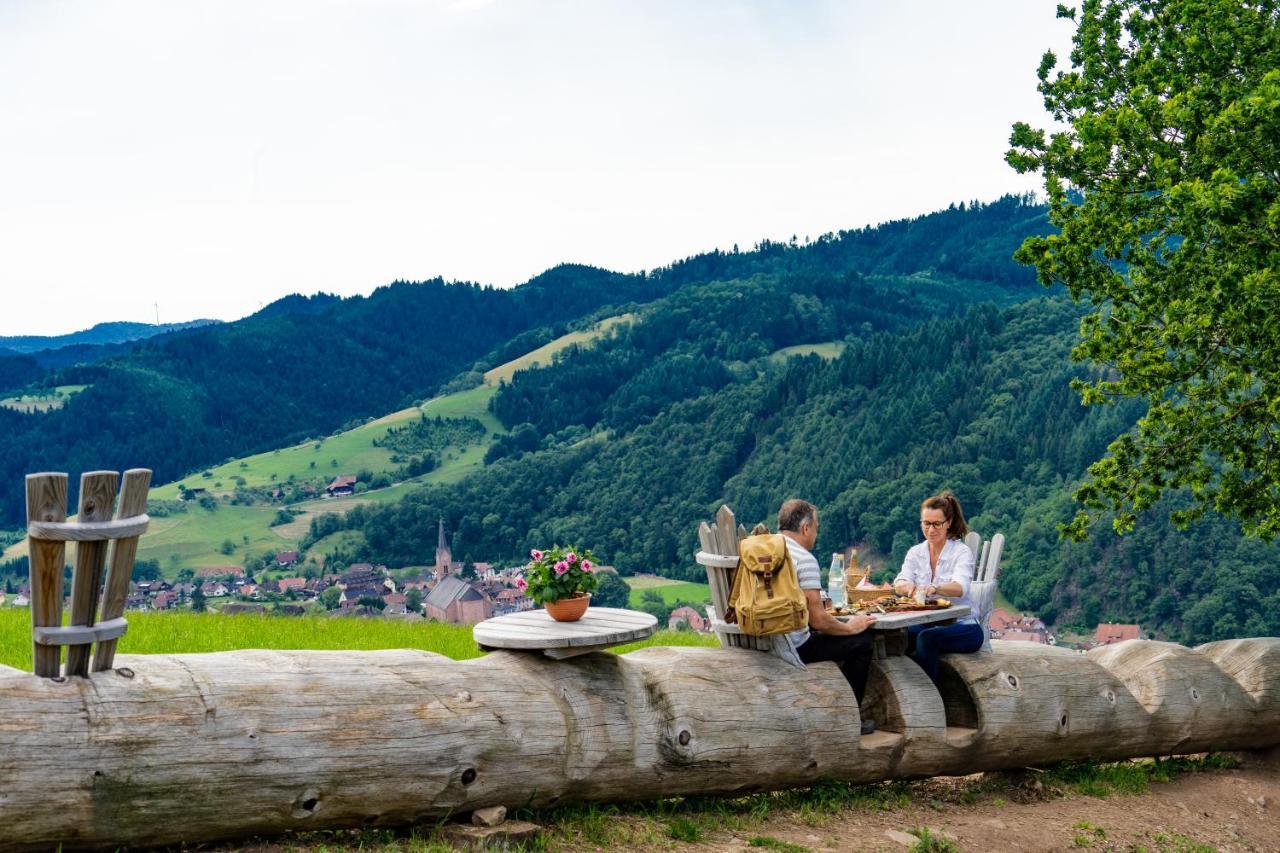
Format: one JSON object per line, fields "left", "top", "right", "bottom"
{"left": 434, "top": 518, "right": 453, "bottom": 580}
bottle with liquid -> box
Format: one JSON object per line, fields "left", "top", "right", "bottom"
{"left": 846, "top": 548, "right": 861, "bottom": 589}
{"left": 827, "top": 552, "right": 847, "bottom": 609}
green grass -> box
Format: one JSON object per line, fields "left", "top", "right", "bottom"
{"left": 483, "top": 314, "right": 633, "bottom": 386}
{"left": 2, "top": 502, "right": 296, "bottom": 567}
{"left": 0, "top": 609, "right": 715, "bottom": 671}
{"left": 624, "top": 574, "right": 688, "bottom": 589}
{"left": 768, "top": 342, "right": 847, "bottom": 363}
{"left": 625, "top": 579, "right": 710, "bottom": 607}
{"left": 0, "top": 384, "right": 88, "bottom": 413}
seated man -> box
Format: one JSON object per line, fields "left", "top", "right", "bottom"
{"left": 777, "top": 498, "right": 878, "bottom": 735}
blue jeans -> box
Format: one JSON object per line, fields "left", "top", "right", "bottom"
{"left": 907, "top": 621, "right": 985, "bottom": 682}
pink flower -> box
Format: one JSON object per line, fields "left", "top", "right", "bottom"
{"left": 554, "top": 560, "right": 569, "bottom": 575}
{"left": 566, "top": 552, "right": 578, "bottom": 564}
{"left": 514, "top": 576, "right": 528, "bottom": 591}
{"left": 582, "top": 560, "right": 592, "bottom": 571}
{"left": 531, "top": 549, "right": 543, "bottom": 561}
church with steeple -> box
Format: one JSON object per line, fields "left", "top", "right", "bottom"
{"left": 434, "top": 518, "right": 454, "bottom": 580}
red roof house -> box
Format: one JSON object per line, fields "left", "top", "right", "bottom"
{"left": 988, "top": 608, "right": 1016, "bottom": 632}
{"left": 1095, "top": 623, "right": 1141, "bottom": 645}
{"left": 668, "top": 606, "right": 708, "bottom": 633}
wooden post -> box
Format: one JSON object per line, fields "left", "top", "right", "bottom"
{"left": 64, "top": 471, "right": 119, "bottom": 677}
{"left": 93, "top": 469, "right": 152, "bottom": 672}
{"left": 24, "top": 473, "right": 68, "bottom": 678}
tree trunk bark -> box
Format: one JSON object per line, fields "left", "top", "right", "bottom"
{"left": 0, "top": 638, "right": 1277, "bottom": 851}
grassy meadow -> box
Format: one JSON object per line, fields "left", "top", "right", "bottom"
{"left": 0, "top": 384, "right": 89, "bottom": 413}
{"left": 624, "top": 576, "right": 710, "bottom": 608}
{"left": 482, "top": 313, "right": 634, "bottom": 386}
{"left": 0, "top": 608, "right": 717, "bottom": 671}
{"left": 767, "top": 342, "right": 847, "bottom": 363}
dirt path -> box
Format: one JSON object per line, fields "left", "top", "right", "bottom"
{"left": 217, "top": 753, "right": 1280, "bottom": 852}
{"left": 692, "top": 756, "right": 1279, "bottom": 852}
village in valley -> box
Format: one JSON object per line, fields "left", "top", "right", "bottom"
{"left": 0, "top": 469, "right": 1144, "bottom": 651}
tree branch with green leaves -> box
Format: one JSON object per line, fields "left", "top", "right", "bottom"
{"left": 1008, "top": 0, "right": 1280, "bottom": 539}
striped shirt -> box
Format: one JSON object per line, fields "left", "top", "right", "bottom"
{"left": 783, "top": 535, "right": 821, "bottom": 648}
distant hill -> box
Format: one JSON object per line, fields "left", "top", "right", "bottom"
{"left": 0, "top": 196, "right": 1049, "bottom": 530}
{"left": 0, "top": 320, "right": 218, "bottom": 354}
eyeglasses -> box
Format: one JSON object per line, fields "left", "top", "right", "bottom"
{"left": 920, "top": 520, "right": 947, "bottom": 529}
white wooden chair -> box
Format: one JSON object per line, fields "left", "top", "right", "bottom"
{"left": 963, "top": 530, "right": 1005, "bottom": 652}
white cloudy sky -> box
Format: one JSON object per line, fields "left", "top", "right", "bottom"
{"left": 0, "top": 0, "right": 1072, "bottom": 336}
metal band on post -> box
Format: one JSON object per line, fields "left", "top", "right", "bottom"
{"left": 27, "top": 515, "right": 150, "bottom": 542}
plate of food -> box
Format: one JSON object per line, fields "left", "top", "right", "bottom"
{"left": 854, "top": 595, "right": 952, "bottom": 614}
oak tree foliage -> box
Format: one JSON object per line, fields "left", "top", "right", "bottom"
{"left": 1008, "top": 0, "right": 1280, "bottom": 538}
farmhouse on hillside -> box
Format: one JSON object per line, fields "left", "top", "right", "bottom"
{"left": 325, "top": 474, "right": 357, "bottom": 497}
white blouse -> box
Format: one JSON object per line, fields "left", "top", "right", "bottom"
{"left": 894, "top": 538, "right": 977, "bottom": 624}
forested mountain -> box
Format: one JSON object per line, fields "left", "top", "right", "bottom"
{"left": 0, "top": 320, "right": 217, "bottom": 355}
{"left": 0, "top": 196, "right": 1047, "bottom": 528}
{"left": 313, "top": 289, "right": 1280, "bottom": 645}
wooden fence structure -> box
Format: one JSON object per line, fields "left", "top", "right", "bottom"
{"left": 24, "top": 469, "right": 151, "bottom": 679}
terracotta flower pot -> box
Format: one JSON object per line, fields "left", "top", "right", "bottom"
{"left": 544, "top": 592, "right": 591, "bottom": 622}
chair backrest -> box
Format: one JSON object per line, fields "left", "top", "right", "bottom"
{"left": 969, "top": 532, "right": 1005, "bottom": 650}
{"left": 695, "top": 505, "right": 770, "bottom": 651}
{"left": 963, "top": 530, "right": 982, "bottom": 565}
{"left": 25, "top": 469, "right": 152, "bottom": 678}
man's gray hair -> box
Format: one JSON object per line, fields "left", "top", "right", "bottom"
{"left": 778, "top": 499, "right": 817, "bottom": 533}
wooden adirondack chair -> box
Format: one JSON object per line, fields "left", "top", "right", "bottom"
{"left": 694, "top": 505, "right": 774, "bottom": 651}
{"left": 963, "top": 529, "right": 1005, "bottom": 651}
{"left": 25, "top": 469, "right": 152, "bottom": 678}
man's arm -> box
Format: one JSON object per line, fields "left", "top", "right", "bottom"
{"left": 805, "top": 589, "right": 876, "bottom": 635}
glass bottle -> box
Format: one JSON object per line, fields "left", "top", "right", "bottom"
{"left": 827, "top": 552, "right": 847, "bottom": 609}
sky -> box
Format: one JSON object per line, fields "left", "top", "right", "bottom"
{"left": 0, "top": 0, "right": 1073, "bottom": 336}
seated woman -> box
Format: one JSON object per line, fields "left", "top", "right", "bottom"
{"left": 893, "top": 491, "right": 984, "bottom": 682}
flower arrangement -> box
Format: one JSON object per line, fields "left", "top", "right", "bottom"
{"left": 519, "top": 545, "right": 600, "bottom": 605}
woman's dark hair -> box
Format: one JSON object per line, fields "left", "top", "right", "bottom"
{"left": 921, "top": 491, "right": 967, "bottom": 540}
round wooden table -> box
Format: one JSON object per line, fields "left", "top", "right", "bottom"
{"left": 473, "top": 607, "right": 658, "bottom": 659}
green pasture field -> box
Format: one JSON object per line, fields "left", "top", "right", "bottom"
{"left": 625, "top": 579, "right": 710, "bottom": 607}
{"left": 483, "top": 313, "right": 634, "bottom": 386}
{"left": 624, "top": 574, "right": 688, "bottom": 589}
{"left": 767, "top": 342, "right": 847, "bottom": 363}
{"left": 0, "top": 384, "right": 89, "bottom": 413}
{"left": 149, "top": 407, "right": 425, "bottom": 501}
{"left": 0, "top": 609, "right": 716, "bottom": 672}
{"left": 2, "top": 501, "right": 291, "bottom": 567}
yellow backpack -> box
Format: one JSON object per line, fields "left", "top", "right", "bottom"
{"left": 725, "top": 533, "right": 809, "bottom": 636}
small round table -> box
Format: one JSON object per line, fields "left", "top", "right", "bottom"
{"left": 473, "top": 607, "right": 658, "bottom": 659}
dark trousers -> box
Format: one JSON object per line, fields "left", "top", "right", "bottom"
{"left": 797, "top": 631, "right": 874, "bottom": 704}
{"left": 906, "top": 621, "right": 985, "bottom": 682}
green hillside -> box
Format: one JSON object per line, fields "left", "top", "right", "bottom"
{"left": 0, "top": 313, "right": 634, "bottom": 572}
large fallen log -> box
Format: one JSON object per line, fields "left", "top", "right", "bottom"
{"left": 1, "top": 637, "right": 1278, "bottom": 850}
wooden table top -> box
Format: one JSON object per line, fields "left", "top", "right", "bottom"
{"left": 473, "top": 607, "right": 658, "bottom": 655}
